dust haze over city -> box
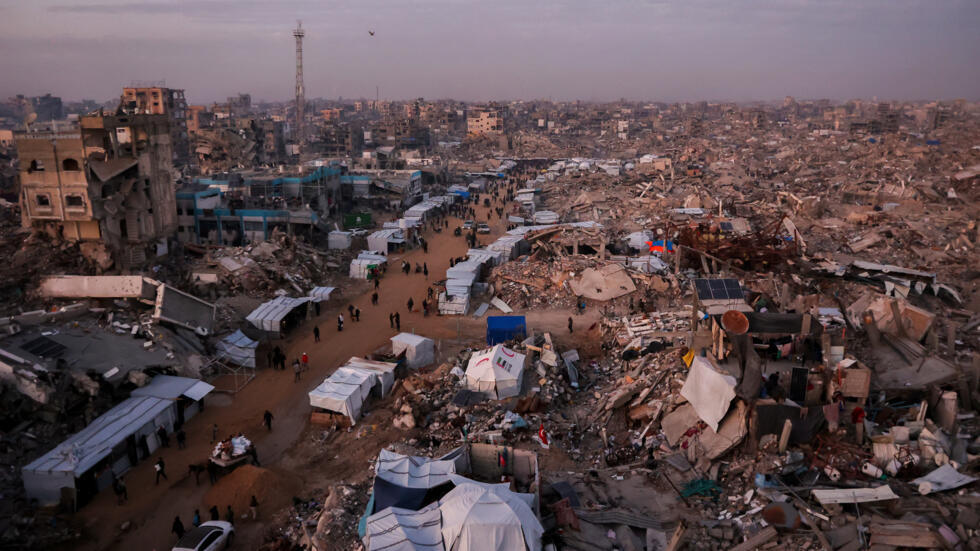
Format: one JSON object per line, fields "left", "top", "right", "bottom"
{"left": 0, "top": 1, "right": 979, "bottom": 551}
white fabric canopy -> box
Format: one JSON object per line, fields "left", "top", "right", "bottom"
{"left": 439, "top": 480, "right": 542, "bottom": 551}
{"left": 391, "top": 333, "right": 436, "bottom": 369}
{"left": 464, "top": 345, "right": 526, "bottom": 400}
{"left": 308, "top": 367, "right": 380, "bottom": 423}
{"left": 246, "top": 296, "right": 310, "bottom": 332}
{"left": 366, "top": 503, "right": 444, "bottom": 551}
{"left": 376, "top": 449, "right": 456, "bottom": 489}
{"left": 345, "top": 357, "right": 397, "bottom": 397}
{"left": 308, "top": 286, "right": 337, "bottom": 302}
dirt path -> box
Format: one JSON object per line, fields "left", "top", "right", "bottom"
{"left": 72, "top": 185, "right": 584, "bottom": 551}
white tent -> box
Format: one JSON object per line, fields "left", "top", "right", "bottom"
{"left": 345, "top": 357, "right": 397, "bottom": 397}
{"left": 246, "top": 296, "right": 311, "bottom": 333}
{"left": 365, "top": 503, "right": 444, "bottom": 551}
{"left": 391, "top": 333, "right": 436, "bottom": 369}
{"left": 308, "top": 367, "right": 380, "bottom": 424}
{"left": 439, "top": 479, "right": 542, "bottom": 551}
{"left": 376, "top": 449, "right": 456, "bottom": 489}
{"left": 308, "top": 286, "right": 337, "bottom": 302}
{"left": 464, "top": 345, "right": 526, "bottom": 400}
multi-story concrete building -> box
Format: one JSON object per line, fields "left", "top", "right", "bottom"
{"left": 15, "top": 111, "right": 178, "bottom": 268}
{"left": 121, "top": 86, "right": 190, "bottom": 168}
{"left": 466, "top": 109, "right": 503, "bottom": 135}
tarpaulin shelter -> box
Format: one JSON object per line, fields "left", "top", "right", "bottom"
{"left": 465, "top": 344, "right": 526, "bottom": 400}
{"left": 391, "top": 333, "right": 436, "bottom": 369}
{"left": 486, "top": 316, "right": 526, "bottom": 345}
{"left": 23, "top": 376, "right": 212, "bottom": 507}
{"left": 308, "top": 286, "right": 337, "bottom": 302}
{"left": 438, "top": 478, "right": 542, "bottom": 551}
{"left": 365, "top": 502, "right": 444, "bottom": 551}
{"left": 680, "top": 356, "right": 737, "bottom": 432}
{"left": 245, "top": 295, "right": 311, "bottom": 335}
{"left": 215, "top": 330, "right": 258, "bottom": 368}
{"left": 345, "top": 357, "right": 397, "bottom": 397}
{"left": 373, "top": 449, "right": 457, "bottom": 511}
{"left": 308, "top": 366, "right": 381, "bottom": 424}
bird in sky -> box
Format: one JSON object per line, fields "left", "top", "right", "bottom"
{"left": 368, "top": 30, "right": 375, "bottom": 36}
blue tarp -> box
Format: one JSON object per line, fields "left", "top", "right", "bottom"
{"left": 449, "top": 189, "right": 471, "bottom": 199}
{"left": 486, "top": 316, "right": 527, "bottom": 345}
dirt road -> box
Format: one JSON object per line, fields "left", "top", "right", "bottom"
{"left": 70, "top": 185, "right": 588, "bottom": 551}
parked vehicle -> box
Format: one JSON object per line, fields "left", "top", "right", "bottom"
{"left": 172, "top": 521, "right": 235, "bottom": 551}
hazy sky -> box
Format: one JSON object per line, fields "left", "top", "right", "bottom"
{"left": 1, "top": 0, "right": 978, "bottom": 104}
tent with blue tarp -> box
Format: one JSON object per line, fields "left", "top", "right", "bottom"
{"left": 486, "top": 316, "right": 527, "bottom": 345}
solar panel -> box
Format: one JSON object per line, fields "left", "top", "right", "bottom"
{"left": 20, "top": 336, "right": 66, "bottom": 358}
{"left": 694, "top": 278, "right": 744, "bottom": 300}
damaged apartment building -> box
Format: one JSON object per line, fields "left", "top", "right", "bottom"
{"left": 15, "top": 109, "right": 178, "bottom": 268}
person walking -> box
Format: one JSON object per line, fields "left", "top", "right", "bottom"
{"left": 263, "top": 410, "right": 273, "bottom": 431}
{"left": 422, "top": 240, "right": 428, "bottom": 254}
{"left": 176, "top": 428, "right": 186, "bottom": 450}
{"left": 211, "top": 423, "right": 219, "bottom": 443}
{"left": 207, "top": 460, "right": 219, "bottom": 484}
{"left": 354, "top": 308, "right": 360, "bottom": 322}
{"left": 374, "top": 277, "right": 380, "bottom": 290}
{"left": 113, "top": 476, "right": 128, "bottom": 505}
{"left": 372, "top": 292, "right": 379, "bottom": 305}
{"left": 192, "top": 509, "right": 201, "bottom": 527}
{"left": 423, "top": 263, "right": 428, "bottom": 278}
{"left": 337, "top": 313, "right": 344, "bottom": 332}
{"left": 209, "top": 505, "right": 220, "bottom": 521}
{"left": 313, "top": 326, "right": 320, "bottom": 342}
{"left": 427, "top": 287, "right": 434, "bottom": 300}
{"left": 568, "top": 316, "right": 574, "bottom": 334}
{"left": 293, "top": 360, "right": 302, "bottom": 382}
{"left": 395, "top": 312, "right": 401, "bottom": 331}
{"left": 301, "top": 352, "right": 309, "bottom": 370}
{"left": 347, "top": 304, "right": 354, "bottom": 318}
{"left": 250, "top": 495, "right": 259, "bottom": 520}
{"left": 407, "top": 298, "right": 414, "bottom": 312}
{"left": 389, "top": 312, "right": 394, "bottom": 328}
{"left": 172, "top": 516, "right": 185, "bottom": 540}
{"left": 225, "top": 505, "right": 235, "bottom": 525}
{"left": 274, "top": 346, "right": 283, "bottom": 369}
{"left": 155, "top": 457, "right": 167, "bottom": 485}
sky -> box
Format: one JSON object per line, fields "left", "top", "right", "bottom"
{"left": 0, "top": 0, "right": 978, "bottom": 104}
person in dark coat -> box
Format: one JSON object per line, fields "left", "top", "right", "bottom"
{"left": 172, "top": 516, "right": 185, "bottom": 539}
{"left": 209, "top": 505, "right": 220, "bottom": 521}
{"left": 313, "top": 326, "right": 320, "bottom": 342}
{"left": 389, "top": 313, "right": 394, "bottom": 328}
{"left": 394, "top": 312, "right": 401, "bottom": 331}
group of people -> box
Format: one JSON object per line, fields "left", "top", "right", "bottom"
{"left": 171, "top": 496, "right": 259, "bottom": 540}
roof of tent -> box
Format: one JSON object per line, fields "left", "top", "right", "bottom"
{"left": 465, "top": 345, "right": 525, "bottom": 383}
{"left": 131, "top": 375, "right": 214, "bottom": 402}
{"left": 439, "top": 478, "right": 542, "bottom": 551}
{"left": 24, "top": 395, "right": 171, "bottom": 476}
{"left": 365, "top": 503, "right": 444, "bottom": 551}
{"left": 345, "top": 357, "right": 397, "bottom": 397}
{"left": 391, "top": 332, "right": 432, "bottom": 349}
{"left": 246, "top": 295, "right": 311, "bottom": 332}
{"left": 215, "top": 330, "right": 259, "bottom": 368}
{"left": 308, "top": 287, "right": 337, "bottom": 302}
{"left": 308, "top": 366, "right": 379, "bottom": 423}
{"left": 376, "top": 449, "right": 457, "bottom": 489}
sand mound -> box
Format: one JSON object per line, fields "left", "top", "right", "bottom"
{"left": 203, "top": 464, "right": 282, "bottom": 516}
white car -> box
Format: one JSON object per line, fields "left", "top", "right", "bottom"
{"left": 476, "top": 223, "right": 491, "bottom": 234}
{"left": 173, "top": 521, "right": 235, "bottom": 551}
{"left": 462, "top": 220, "right": 475, "bottom": 230}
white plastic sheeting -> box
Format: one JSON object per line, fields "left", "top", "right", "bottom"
{"left": 246, "top": 296, "right": 311, "bottom": 332}
{"left": 680, "top": 356, "right": 737, "bottom": 432}
{"left": 345, "top": 357, "right": 397, "bottom": 397}
{"left": 365, "top": 503, "right": 444, "bottom": 551}
{"left": 391, "top": 333, "right": 436, "bottom": 369}
{"left": 464, "top": 345, "right": 526, "bottom": 400}
{"left": 308, "top": 367, "right": 380, "bottom": 424}
{"left": 308, "top": 287, "right": 337, "bottom": 302}
{"left": 376, "top": 449, "right": 456, "bottom": 489}
{"left": 439, "top": 478, "right": 542, "bottom": 551}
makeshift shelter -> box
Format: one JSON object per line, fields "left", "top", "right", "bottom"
{"left": 391, "top": 333, "right": 436, "bottom": 369}
{"left": 308, "top": 286, "right": 337, "bottom": 303}
{"left": 465, "top": 344, "right": 526, "bottom": 400}
{"left": 680, "top": 356, "right": 737, "bottom": 432}
{"left": 23, "top": 376, "right": 212, "bottom": 507}
{"left": 308, "top": 366, "right": 381, "bottom": 424}
{"left": 486, "top": 316, "right": 527, "bottom": 345}
{"left": 245, "top": 295, "right": 311, "bottom": 336}
{"left": 373, "top": 449, "right": 457, "bottom": 511}
{"left": 214, "top": 330, "right": 258, "bottom": 368}
{"left": 439, "top": 479, "right": 542, "bottom": 551}
{"left": 345, "top": 357, "right": 397, "bottom": 397}
{"left": 365, "top": 503, "right": 444, "bottom": 551}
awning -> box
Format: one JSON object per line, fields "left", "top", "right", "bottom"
{"left": 246, "top": 296, "right": 311, "bottom": 332}
{"left": 182, "top": 380, "right": 215, "bottom": 401}
{"left": 309, "top": 286, "right": 337, "bottom": 302}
